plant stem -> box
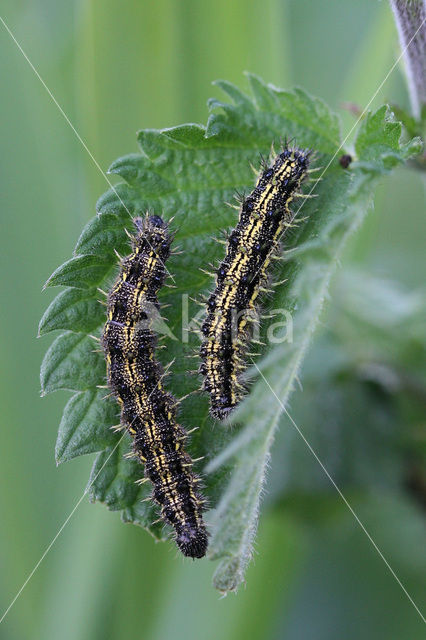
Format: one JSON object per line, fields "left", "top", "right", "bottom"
{"left": 389, "top": 0, "right": 426, "bottom": 119}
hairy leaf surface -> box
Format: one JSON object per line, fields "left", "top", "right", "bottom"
{"left": 40, "top": 75, "right": 421, "bottom": 591}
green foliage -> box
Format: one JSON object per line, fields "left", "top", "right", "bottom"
{"left": 267, "top": 267, "right": 426, "bottom": 505}
{"left": 39, "top": 75, "right": 422, "bottom": 591}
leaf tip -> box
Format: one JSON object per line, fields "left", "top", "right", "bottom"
{"left": 37, "top": 313, "right": 48, "bottom": 338}
{"left": 55, "top": 452, "right": 65, "bottom": 466}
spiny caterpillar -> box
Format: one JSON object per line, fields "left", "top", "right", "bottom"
{"left": 102, "top": 214, "right": 208, "bottom": 558}
{"left": 199, "top": 145, "right": 310, "bottom": 420}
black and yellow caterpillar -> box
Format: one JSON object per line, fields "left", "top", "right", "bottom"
{"left": 200, "top": 146, "right": 310, "bottom": 420}
{"left": 102, "top": 214, "right": 208, "bottom": 558}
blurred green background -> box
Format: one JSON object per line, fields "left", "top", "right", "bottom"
{"left": 0, "top": 1, "right": 425, "bottom": 638}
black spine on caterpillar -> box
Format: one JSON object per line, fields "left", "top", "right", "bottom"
{"left": 102, "top": 214, "right": 208, "bottom": 558}
{"left": 199, "top": 146, "right": 310, "bottom": 421}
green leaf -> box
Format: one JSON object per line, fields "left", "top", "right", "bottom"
{"left": 38, "top": 288, "right": 106, "bottom": 336}
{"left": 87, "top": 437, "right": 165, "bottom": 539}
{"left": 40, "top": 332, "right": 105, "bottom": 394}
{"left": 390, "top": 103, "right": 422, "bottom": 139}
{"left": 74, "top": 212, "right": 132, "bottom": 257}
{"left": 39, "top": 76, "right": 420, "bottom": 590}
{"left": 354, "top": 105, "right": 422, "bottom": 172}
{"left": 261, "top": 268, "right": 426, "bottom": 513}
{"left": 331, "top": 268, "right": 426, "bottom": 379}
{"left": 55, "top": 389, "right": 119, "bottom": 464}
{"left": 205, "top": 104, "right": 421, "bottom": 592}
{"left": 44, "top": 254, "right": 114, "bottom": 290}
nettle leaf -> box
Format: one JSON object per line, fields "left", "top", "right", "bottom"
{"left": 354, "top": 104, "right": 422, "bottom": 172}
{"left": 39, "top": 288, "right": 106, "bottom": 336}
{"left": 39, "top": 74, "right": 422, "bottom": 591}
{"left": 87, "top": 436, "right": 164, "bottom": 537}
{"left": 41, "top": 332, "right": 105, "bottom": 394}
{"left": 55, "top": 389, "right": 119, "bottom": 464}
{"left": 44, "top": 254, "right": 115, "bottom": 289}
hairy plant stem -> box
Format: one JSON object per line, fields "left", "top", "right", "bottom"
{"left": 389, "top": 0, "right": 426, "bottom": 119}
